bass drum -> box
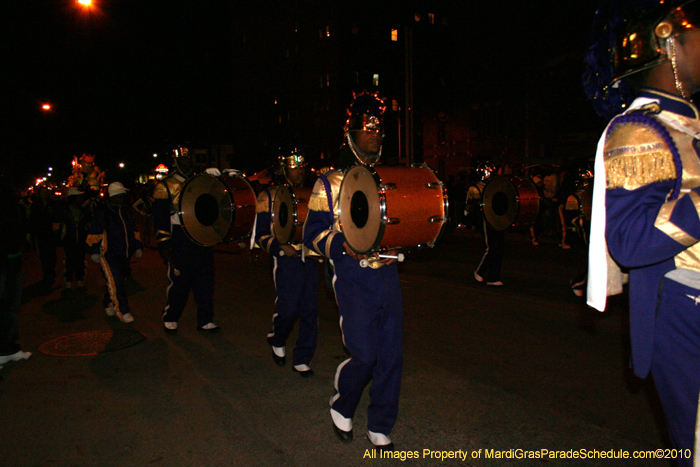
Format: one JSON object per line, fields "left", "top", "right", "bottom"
{"left": 481, "top": 176, "right": 540, "bottom": 231}
{"left": 271, "top": 186, "right": 313, "bottom": 244}
{"left": 178, "top": 174, "right": 257, "bottom": 246}
{"left": 338, "top": 164, "right": 448, "bottom": 254}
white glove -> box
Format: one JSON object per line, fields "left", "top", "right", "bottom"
{"left": 135, "top": 249, "right": 143, "bottom": 258}
{"left": 223, "top": 168, "right": 243, "bottom": 177}
{"left": 91, "top": 254, "right": 101, "bottom": 264}
{"left": 205, "top": 167, "right": 222, "bottom": 177}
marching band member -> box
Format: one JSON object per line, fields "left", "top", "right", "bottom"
{"left": 585, "top": 1, "right": 700, "bottom": 463}
{"left": 253, "top": 144, "right": 318, "bottom": 377}
{"left": 87, "top": 182, "right": 142, "bottom": 323}
{"left": 304, "top": 92, "right": 403, "bottom": 451}
{"left": 152, "top": 147, "right": 222, "bottom": 334}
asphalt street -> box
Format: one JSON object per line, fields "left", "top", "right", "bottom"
{"left": 0, "top": 227, "right": 674, "bottom": 466}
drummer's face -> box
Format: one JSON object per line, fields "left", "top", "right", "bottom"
{"left": 286, "top": 166, "right": 305, "bottom": 187}
{"left": 353, "top": 130, "right": 382, "bottom": 157}
{"left": 176, "top": 156, "right": 193, "bottom": 174}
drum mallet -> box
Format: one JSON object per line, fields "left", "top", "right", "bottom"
{"left": 359, "top": 253, "right": 405, "bottom": 268}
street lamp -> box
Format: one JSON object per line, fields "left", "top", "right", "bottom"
{"left": 78, "top": 0, "right": 92, "bottom": 6}
{"left": 41, "top": 104, "right": 52, "bottom": 111}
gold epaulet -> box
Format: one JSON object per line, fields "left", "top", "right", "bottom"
{"left": 256, "top": 187, "right": 277, "bottom": 213}
{"left": 604, "top": 116, "right": 676, "bottom": 191}
{"left": 153, "top": 181, "right": 169, "bottom": 200}
{"left": 308, "top": 177, "right": 332, "bottom": 212}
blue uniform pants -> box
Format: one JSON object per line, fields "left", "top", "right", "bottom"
{"left": 331, "top": 256, "right": 403, "bottom": 436}
{"left": 162, "top": 241, "right": 215, "bottom": 328}
{"left": 101, "top": 255, "right": 130, "bottom": 315}
{"left": 267, "top": 255, "right": 318, "bottom": 366}
{"left": 651, "top": 277, "right": 700, "bottom": 467}
{"left": 476, "top": 220, "right": 505, "bottom": 282}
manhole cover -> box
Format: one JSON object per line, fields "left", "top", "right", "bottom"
{"left": 39, "top": 330, "right": 147, "bottom": 356}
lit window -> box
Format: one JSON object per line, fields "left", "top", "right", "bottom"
{"left": 391, "top": 29, "right": 398, "bottom": 41}
{"left": 429, "top": 13, "right": 435, "bottom": 24}
{"left": 392, "top": 99, "right": 399, "bottom": 112}
{"left": 326, "top": 25, "right": 330, "bottom": 37}
{"left": 373, "top": 74, "right": 379, "bottom": 87}
{"left": 415, "top": 13, "right": 421, "bottom": 22}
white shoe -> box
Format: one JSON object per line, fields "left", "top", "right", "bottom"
{"left": 0, "top": 350, "right": 32, "bottom": 365}
{"left": 331, "top": 408, "right": 352, "bottom": 432}
{"left": 105, "top": 307, "right": 116, "bottom": 317}
{"left": 474, "top": 271, "right": 484, "bottom": 283}
{"left": 367, "top": 430, "right": 392, "bottom": 446}
{"left": 163, "top": 322, "right": 178, "bottom": 332}
{"left": 487, "top": 281, "right": 504, "bottom": 287}
{"left": 118, "top": 312, "right": 134, "bottom": 323}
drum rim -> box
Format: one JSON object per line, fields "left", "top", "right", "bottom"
{"left": 271, "top": 185, "right": 311, "bottom": 245}
{"left": 339, "top": 165, "right": 386, "bottom": 254}
{"left": 179, "top": 174, "right": 232, "bottom": 247}
{"left": 271, "top": 186, "right": 293, "bottom": 245}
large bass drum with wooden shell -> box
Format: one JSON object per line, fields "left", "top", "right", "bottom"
{"left": 481, "top": 175, "right": 540, "bottom": 231}
{"left": 178, "top": 173, "right": 257, "bottom": 246}
{"left": 338, "top": 164, "right": 448, "bottom": 254}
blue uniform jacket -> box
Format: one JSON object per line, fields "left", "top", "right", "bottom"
{"left": 86, "top": 203, "right": 142, "bottom": 258}
{"left": 604, "top": 89, "right": 700, "bottom": 378}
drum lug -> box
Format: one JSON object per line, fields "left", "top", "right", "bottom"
{"left": 379, "top": 183, "right": 397, "bottom": 191}
{"left": 425, "top": 182, "right": 441, "bottom": 189}
{"left": 428, "top": 216, "right": 444, "bottom": 223}
{"left": 385, "top": 217, "right": 400, "bottom": 225}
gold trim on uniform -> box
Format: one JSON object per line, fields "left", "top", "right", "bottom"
{"left": 154, "top": 173, "right": 186, "bottom": 211}
{"left": 153, "top": 182, "right": 169, "bottom": 200}
{"left": 310, "top": 229, "right": 332, "bottom": 256}
{"left": 604, "top": 121, "right": 676, "bottom": 190}
{"left": 256, "top": 187, "right": 277, "bottom": 214}
{"left": 605, "top": 151, "right": 676, "bottom": 190}
{"left": 325, "top": 231, "right": 339, "bottom": 258}
{"left": 86, "top": 233, "right": 103, "bottom": 247}
{"left": 309, "top": 188, "right": 330, "bottom": 212}
{"left": 655, "top": 197, "right": 698, "bottom": 246}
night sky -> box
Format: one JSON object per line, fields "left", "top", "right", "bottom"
{"left": 1, "top": 0, "right": 602, "bottom": 188}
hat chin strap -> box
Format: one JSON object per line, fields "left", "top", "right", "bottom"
{"left": 346, "top": 132, "right": 381, "bottom": 165}
{"left": 667, "top": 37, "right": 690, "bottom": 99}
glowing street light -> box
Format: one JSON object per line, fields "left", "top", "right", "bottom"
{"left": 78, "top": 0, "right": 92, "bottom": 6}
{"left": 41, "top": 104, "right": 51, "bottom": 111}
{"left": 119, "top": 162, "right": 125, "bottom": 168}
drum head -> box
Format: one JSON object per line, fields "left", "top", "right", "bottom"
{"left": 481, "top": 176, "right": 518, "bottom": 231}
{"left": 179, "top": 175, "right": 234, "bottom": 246}
{"left": 339, "top": 165, "right": 382, "bottom": 254}
{"left": 271, "top": 186, "right": 294, "bottom": 244}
